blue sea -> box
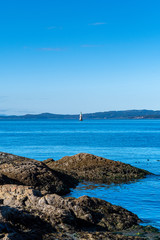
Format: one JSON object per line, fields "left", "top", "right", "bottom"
{"left": 0, "top": 120, "right": 160, "bottom": 229}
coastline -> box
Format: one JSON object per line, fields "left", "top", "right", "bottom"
{"left": 0, "top": 152, "right": 159, "bottom": 239}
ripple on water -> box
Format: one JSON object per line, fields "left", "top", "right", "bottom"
{"left": 68, "top": 175, "right": 160, "bottom": 230}
{"left": 0, "top": 120, "right": 160, "bottom": 229}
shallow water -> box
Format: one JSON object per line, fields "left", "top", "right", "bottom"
{"left": 0, "top": 119, "right": 160, "bottom": 229}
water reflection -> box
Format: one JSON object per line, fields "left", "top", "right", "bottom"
{"left": 72, "top": 177, "right": 144, "bottom": 192}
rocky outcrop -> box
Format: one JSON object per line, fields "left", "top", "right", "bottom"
{"left": 0, "top": 185, "right": 143, "bottom": 240}
{"left": 0, "top": 152, "right": 157, "bottom": 239}
{"left": 0, "top": 152, "right": 78, "bottom": 195}
{"left": 44, "top": 153, "right": 151, "bottom": 184}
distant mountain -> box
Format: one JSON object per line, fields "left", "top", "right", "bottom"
{"left": 1, "top": 110, "right": 160, "bottom": 120}
{"left": 0, "top": 113, "right": 78, "bottom": 120}
{"left": 84, "top": 110, "right": 160, "bottom": 119}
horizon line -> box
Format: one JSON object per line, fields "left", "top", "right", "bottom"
{"left": 1, "top": 109, "right": 160, "bottom": 117}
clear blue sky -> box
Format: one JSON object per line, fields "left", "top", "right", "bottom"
{"left": 0, "top": 0, "right": 160, "bottom": 115}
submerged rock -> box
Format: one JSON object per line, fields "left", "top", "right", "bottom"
{"left": 0, "top": 184, "right": 143, "bottom": 239}
{"left": 44, "top": 153, "right": 151, "bottom": 184}
{"left": 0, "top": 152, "right": 78, "bottom": 195}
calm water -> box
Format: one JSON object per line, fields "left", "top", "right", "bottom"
{"left": 0, "top": 120, "right": 160, "bottom": 229}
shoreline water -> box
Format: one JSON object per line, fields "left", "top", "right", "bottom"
{"left": 0, "top": 119, "right": 160, "bottom": 230}
{"left": 0, "top": 151, "right": 159, "bottom": 239}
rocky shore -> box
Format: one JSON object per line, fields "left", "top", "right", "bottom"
{"left": 44, "top": 153, "right": 151, "bottom": 184}
{"left": 0, "top": 152, "right": 158, "bottom": 240}
{"left": 0, "top": 152, "right": 78, "bottom": 195}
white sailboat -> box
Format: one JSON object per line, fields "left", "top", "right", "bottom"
{"left": 79, "top": 112, "right": 83, "bottom": 121}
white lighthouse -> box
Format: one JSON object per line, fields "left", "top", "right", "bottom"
{"left": 79, "top": 112, "right": 83, "bottom": 121}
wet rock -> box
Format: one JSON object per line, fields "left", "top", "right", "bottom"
{"left": 45, "top": 153, "right": 151, "bottom": 184}
{"left": 0, "top": 152, "right": 78, "bottom": 195}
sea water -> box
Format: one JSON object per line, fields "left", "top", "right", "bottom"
{"left": 0, "top": 119, "right": 160, "bottom": 229}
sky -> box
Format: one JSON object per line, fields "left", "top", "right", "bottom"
{"left": 0, "top": 0, "right": 160, "bottom": 115}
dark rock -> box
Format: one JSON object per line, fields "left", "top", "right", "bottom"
{"left": 43, "top": 232, "right": 146, "bottom": 240}
{"left": 43, "top": 158, "right": 55, "bottom": 164}
{"left": 0, "top": 153, "right": 157, "bottom": 240}
{"left": 0, "top": 185, "right": 158, "bottom": 239}
{"left": 0, "top": 152, "right": 78, "bottom": 195}
{"left": 45, "top": 153, "right": 151, "bottom": 184}
{"left": 0, "top": 185, "right": 142, "bottom": 238}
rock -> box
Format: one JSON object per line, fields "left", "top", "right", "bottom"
{"left": 0, "top": 184, "right": 143, "bottom": 239}
{"left": 0, "top": 184, "right": 158, "bottom": 239}
{"left": 43, "top": 232, "right": 146, "bottom": 240}
{"left": 0, "top": 153, "right": 157, "bottom": 239}
{"left": 0, "top": 152, "right": 78, "bottom": 195}
{"left": 45, "top": 153, "right": 151, "bottom": 184}
{"left": 43, "top": 158, "right": 55, "bottom": 164}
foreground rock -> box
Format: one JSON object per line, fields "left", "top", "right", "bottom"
{"left": 0, "top": 152, "right": 157, "bottom": 239}
{"left": 0, "top": 184, "right": 146, "bottom": 240}
{"left": 0, "top": 152, "right": 78, "bottom": 195}
{"left": 44, "top": 153, "right": 151, "bottom": 184}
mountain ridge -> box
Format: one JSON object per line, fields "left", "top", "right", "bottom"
{"left": 1, "top": 109, "right": 160, "bottom": 119}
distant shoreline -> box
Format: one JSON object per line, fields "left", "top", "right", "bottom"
{"left": 1, "top": 109, "right": 160, "bottom": 120}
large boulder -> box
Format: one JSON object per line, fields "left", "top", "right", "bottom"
{"left": 0, "top": 184, "right": 143, "bottom": 239}
{"left": 0, "top": 152, "right": 78, "bottom": 195}
{"left": 44, "top": 153, "right": 151, "bottom": 184}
